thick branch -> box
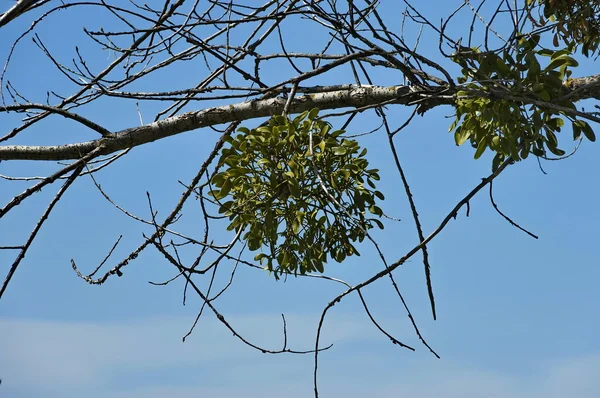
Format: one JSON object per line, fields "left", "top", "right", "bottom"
{"left": 0, "top": 0, "right": 44, "bottom": 28}
{"left": 2, "top": 74, "right": 599, "bottom": 162}
{"left": 0, "top": 85, "right": 448, "bottom": 161}
{"left": 562, "top": 74, "right": 600, "bottom": 101}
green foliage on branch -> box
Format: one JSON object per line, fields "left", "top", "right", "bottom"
{"left": 527, "top": 0, "right": 600, "bottom": 56}
{"left": 209, "top": 109, "right": 384, "bottom": 278}
{"left": 450, "top": 34, "right": 595, "bottom": 170}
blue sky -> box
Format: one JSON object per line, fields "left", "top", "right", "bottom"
{"left": 1, "top": 1, "right": 599, "bottom": 397}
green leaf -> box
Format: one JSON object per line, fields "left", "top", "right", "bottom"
{"left": 474, "top": 138, "right": 487, "bottom": 159}
{"left": 528, "top": 34, "right": 541, "bottom": 49}
{"left": 580, "top": 121, "right": 596, "bottom": 142}
{"left": 335, "top": 249, "right": 346, "bottom": 263}
{"left": 222, "top": 155, "right": 240, "bottom": 167}
{"left": 372, "top": 219, "right": 385, "bottom": 229}
{"left": 449, "top": 118, "right": 459, "bottom": 132}
{"left": 211, "top": 172, "right": 225, "bottom": 187}
{"left": 314, "top": 261, "right": 324, "bottom": 273}
{"left": 254, "top": 253, "right": 268, "bottom": 263}
{"left": 572, "top": 120, "right": 582, "bottom": 140}
{"left": 293, "top": 111, "right": 309, "bottom": 125}
{"left": 495, "top": 57, "right": 511, "bottom": 77}
{"left": 454, "top": 126, "right": 470, "bottom": 146}
{"left": 537, "top": 48, "right": 554, "bottom": 57}
{"left": 550, "top": 49, "right": 572, "bottom": 60}
{"left": 291, "top": 219, "right": 300, "bottom": 234}
{"left": 318, "top": 140, "right": 326, "bottom": 152}
{"left": 332, "top": 146, "right": 347, "bottom": 155}
{"left": 546, "top": 130, "right": 558, "bottom": 148}
{"left": 226, "top": 218, "right": 239, "bottom": 231}
{"left": 546, "top": 55, "right": 579, "bottom": 71}
{"left": 572, "top": 120, "right": 595, "bottom": 142}
{"left": 218, "top": 201, "right": 234, "bottom": 214}
{"left": 368, "top": 205, "right": 383, "bottom": 217}
{"left": 215, "top": 179, "right": 233, "bottom": 200}
{"left": 248, "top": 239, "right": 261, "bottom": 251}
{"left": 256, "top": 126, "right": 271, "bottom": 134}
{"left": 535, "top": 89, "right": 551, "bottom": 101}
{"left": 525, "top": 52, "right": 540, "bottom": 77}
{"left": 288, "top": 180, "right": 300, "bottom": 197}
{"left": 546, "top": 144, "right": 565, "bottom": 156}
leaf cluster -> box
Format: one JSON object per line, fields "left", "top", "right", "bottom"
{"left": 527, "top": 0, "right": 600, "bottom": 56}
{"left": 209, "top": 109, "right": 384, "bottom": 278}
{"left": 451, "top": 34, "right": 595, "bottom": 170}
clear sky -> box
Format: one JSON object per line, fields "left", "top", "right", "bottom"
{"left": 1, "top": 1, "right": 599, "bottom": 397}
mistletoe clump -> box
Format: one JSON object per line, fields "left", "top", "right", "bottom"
{"left": 527, "top": 0, "right": 600, "bottom": 56}
{"left": 209, "top": 109, "right": 384, "bottom": 278}
{"left": 450, "top": 34, "right": 595, "bottom": 170}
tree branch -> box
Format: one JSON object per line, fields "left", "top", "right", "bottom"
{"left": 0, "top": 84, "right": 445, "bottom": 161}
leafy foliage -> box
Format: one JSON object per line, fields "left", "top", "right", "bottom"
{"left": 450, "top": 34, "right": 595, "bottom": 170}
{"left": 527, "top": 0, "right": 600, "bottom": 56}
{"left": 209, "top": 109, "right": 384, "bottom": 278}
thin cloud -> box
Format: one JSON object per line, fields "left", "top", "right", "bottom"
{"left": 1, "top": 315, "right": 598, "bottom": 398}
